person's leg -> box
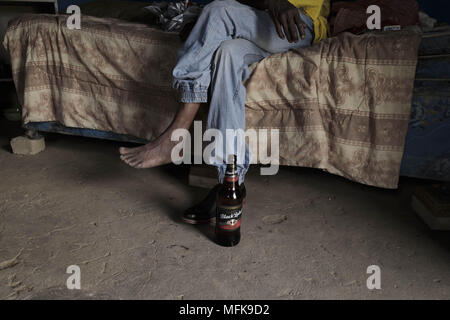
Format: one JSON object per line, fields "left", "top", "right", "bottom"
{"left": 183, "top": 39, "right": 267, "bottom": 224}
{"left": 120, "top": 0, "right": 314, "bottom": 169}
{"left": 173, "top": 0, "right": 314, "bottom": 100}
{"left": 207, "top": 39, "right": 270, "bottom": 184}
{"left": 181, "top": 3, "right": 314, "bottom": 223}
{"left": 119, "top": 103, "right": 200, "bottom": 168}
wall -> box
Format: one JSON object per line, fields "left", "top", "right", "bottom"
{"left": 58, "top": 0, "right": 449, "bottom": 23}
{"left": 58, "top": 0, "right": 213, "bottom": 11}
{"left": 417, "top": 0, "right": 449, "bottom": 24}
{"left": 1, "top": 3, "right": 57, "bottom": 63}
{"left": 59, "top": 0, "right": 93, "bottom": 11}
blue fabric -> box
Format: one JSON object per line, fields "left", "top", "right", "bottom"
{"left": 415, "top": 56, "right": 450, "bottom": 79}
{"left": 400, "top": 28, "right": 450, "bottom": 182}
{"left": 419, "top": 31, "right": 450, "bottom": 56}
{"left": 24, "top": 122, "right": 148, "bottom": 144}
{"left": 400, "top": 81, "right": 450, "bottom": 181}
{"left": 172, "top": 0, "right": 314, "bottom": 183}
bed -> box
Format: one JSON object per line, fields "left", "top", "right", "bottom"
{"left": 3, "top": 8, "right": 448, "bottom": 189}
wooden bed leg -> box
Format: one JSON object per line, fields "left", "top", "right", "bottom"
{"left": 10, "top": 129, "right": 45, "bottom": 155}
{"left": 189, "top": 165, "right": 218, "bottom": 189}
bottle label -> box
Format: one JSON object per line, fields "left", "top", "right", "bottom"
{"left": 225, "top": 175, "right": 238, "bottom": 183}
{"left": 216, "top": 204, "right": 242, "bottom": 231}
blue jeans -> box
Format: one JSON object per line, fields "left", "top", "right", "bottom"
{"left": 172, "top": 0, "right": 314, "bottom": 184}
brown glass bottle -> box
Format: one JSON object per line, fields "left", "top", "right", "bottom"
{"left": 215, "top": 157, "right": 243, "bottom": 247}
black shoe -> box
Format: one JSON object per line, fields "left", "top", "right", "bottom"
{"left": 183, "top": 184, "right": 220, "bottom": 225}
{"left": 183, "top": 183, "right": 246, "bottom": 225}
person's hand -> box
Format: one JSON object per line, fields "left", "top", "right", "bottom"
{"left": 264, "top": 0, "right": 306, "bottom": 42}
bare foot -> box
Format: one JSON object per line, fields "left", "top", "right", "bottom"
{"left": 119, "top": 102, "right": 201, "bottom": 169}
{"left": 119, "top": 131, "right": 176, "bottom": 169}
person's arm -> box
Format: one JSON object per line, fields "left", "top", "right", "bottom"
{"left": 237, "top": 0, "right": 306, "bottom": 43}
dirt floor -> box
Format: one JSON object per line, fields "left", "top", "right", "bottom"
{"left": 0, "top": 118, "right": 449, "bottom": 300}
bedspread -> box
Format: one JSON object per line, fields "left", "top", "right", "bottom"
{"left": 4, "top": 14, "right": 181, "bottom": 142}
{"left": 3, "top": 14, "right": 421, "bottom": 188}
{"left": 245, "top": 30, "right": 421, "bottom": 188}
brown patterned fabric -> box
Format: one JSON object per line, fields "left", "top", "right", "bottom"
{"left": 4, "top": 14, "right": 181, "bottom": 142}
{"left": 245, "top": 30, "right": 421, "bottom": 188}
{"left": 3, "top": 14, "right": 421, "bottom": 188}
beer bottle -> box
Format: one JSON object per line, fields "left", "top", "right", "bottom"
{"left": 215, "top": 155, "right": 243, "bottom": 247}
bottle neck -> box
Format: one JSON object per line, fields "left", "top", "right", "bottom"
{"left": 224, "top": 174, "right": 238, "bottom": 188}
{"left": 224, "top": 163, "right": 238, "bottom": 189}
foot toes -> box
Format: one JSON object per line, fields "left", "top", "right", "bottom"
{"left": 120, "top": 153, "right": 131, "bottom": 161}
{"left": 129, "top": 158, "right": 143, "bottom": 168}
{"left": 120, "top": 152, "right": 143, "bottom": 168}
{"left": 119, "top": 147, "right": 132, "bottom": 155}
{"left": 120, "top": 154, "right": 131, "bottom": 162}
{"left": 119, "top": 146, "right": 144, "bottom": 155}
{"left": 119, "top": 141, "right": 172, "bottom": 169}
{"left": 120, "top": 154, "right": 136, "bottom": 166}
{"left": 121, "top": 153, "right": 138, "bottom": 162}
{"left": 135, "top": 162, "right": 144, "bottom": 169}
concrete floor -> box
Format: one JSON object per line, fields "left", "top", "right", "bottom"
{"left": 0, "top": 119, "right": 449, "bottom": 300}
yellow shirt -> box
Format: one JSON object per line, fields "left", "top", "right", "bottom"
{"left": 288, "top": 0, "right": 330, "bottom": 43}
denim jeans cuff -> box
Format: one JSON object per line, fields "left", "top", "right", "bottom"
{"left": 237, "top": 167, "right": 247, "bottom": 185}
{"left": 174, "top": 82, "right": 209, "bottom": 103}
{"left": 179, "top": 90, "right": 208, "bottom": 103}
